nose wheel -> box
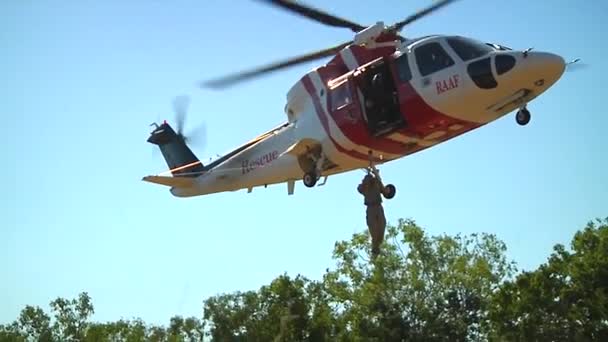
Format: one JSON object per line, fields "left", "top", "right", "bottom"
{"left": 516, "top": 107, "right": 531, "bottom": 126}
{"left": 303, "top": 172, "right": 317, "bottom": 188}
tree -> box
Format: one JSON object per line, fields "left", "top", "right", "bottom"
{"left": 322, "top": 218, "right": 517, "bottom": 341}
{"left": 3, "top": 216, "right": 606, "bottom": 341}
{"left": 201, "top": 218, "right": 517, "bottom": 341}
{"left": 0, "top": 293, "right": 204, "bottom": 341}
{"left": 50, "top": 291, "right": 94, "bottom": 341}
{"left": 0, "top": 293, "right": 93, "bottom": 341}
{"left": 0, "top": 321, "right": 26, "bottom": 342}
{"left": 489, "top": 217, "right": 608, "bottom": 341}
{"left": 16, "top": 305, "right": 53, "bottom": 341}
{"left": 202, "top": 273, "right": 318, "bottom": 341}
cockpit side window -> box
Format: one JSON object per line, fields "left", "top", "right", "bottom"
{"left": 395, "top": 53, "right": 412, "bottom": 82}
{"left": 330, "top": 81, "right": 352, "bottom": 111}
{"left": 414, "top": 42, "right": 455, "bottom": 77}
{"left": 446, "top": 36, "right": 495, "bottom": 62}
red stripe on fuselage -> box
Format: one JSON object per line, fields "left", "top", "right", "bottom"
{"left": 302, "top": 75, "right": 379, "bottom": 162}
{"left": 327, "top": 44, "right": 413, "bottom": 155}
{"left": 329, "top": 39, "right": 482, "bottom": 149}
{"left": 395, "top": 81, "right": 482, "bottom": 140}
{"left": 303, "top": 36, "right": 484, "bottom": 164}
{"left": 304, "top": 71, "right": 482, "bottom": 162}
{"left": 315, "top": 66, "right": 411, "bottom": 155}
{"left": 313, "top": 68, "right": 482, "bottom": 156}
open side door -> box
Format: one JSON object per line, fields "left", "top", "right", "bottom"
{"left": 353, "top": 57, "right": 406, "bottom": 137}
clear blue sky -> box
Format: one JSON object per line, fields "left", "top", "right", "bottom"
{"left": 3, "top": 0, "right": 606, "bottom": 326}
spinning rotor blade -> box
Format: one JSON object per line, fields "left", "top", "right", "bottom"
{"left": 566, "top": 58, "right": 588, "bottom": 72}
{"left": 200, "top": 41, "right": 351, "bottom": 89}
{"left": 255, "top": 0, "right": 366, "bottom": 32}
{"left": 173, "top": 95, "right": 190, "bottom": 135}
{"left": 185, "top": 121, "right": 207, "bottom": 150}
{"left": 390, "top": 0, "right": 460, "bottom": 32}
{"left": 168, "top": 96, "right": 208, "bottom": 150}
{"left": 200, "top": 0, "right": 462, "bottom": 89}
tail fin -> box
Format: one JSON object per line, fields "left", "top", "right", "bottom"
{"left": 147, "top": 122, "right": 205, "bottom": 177}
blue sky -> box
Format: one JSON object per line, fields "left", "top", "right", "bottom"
{"left": 3, "top": 0, "right": 606, "bottom": 326}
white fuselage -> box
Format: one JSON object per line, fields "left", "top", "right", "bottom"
{"left": 169, "top": 35, "right": 566, "bottom": 197}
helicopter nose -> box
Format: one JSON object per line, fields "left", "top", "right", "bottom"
{"left": 521, "top": 51, "right": 566, "bottom": 88}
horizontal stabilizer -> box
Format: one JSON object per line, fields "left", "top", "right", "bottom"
{"left": 142, "top": 175, "right": 196, "bottom": 188}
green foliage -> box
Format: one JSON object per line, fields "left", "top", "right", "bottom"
{"left": 200, "top": 218, "right": 517, "bottom": 341}
{"left": 1, "top": 217, "right": 606, "bottom": 341}
{"left": 489, "top": 217, "right": 608, "bottom": 341}
{"left": 0, "top": 292, "right": 204, "bottom": 342}
{"left": 201, "top": 274, "right": 319, "bottom": 341}
{"left": 321, "top": 218, "right": 517, "bottom": 341}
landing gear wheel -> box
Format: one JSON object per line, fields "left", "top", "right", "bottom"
{"left": 303, "top": 172, "right": 317, "bottom": 188}
{"left": 383, "top": 184, "right": 396, "bottom": 199}
{"left": 516, "top": 108, "right": 531, "bottom": 126}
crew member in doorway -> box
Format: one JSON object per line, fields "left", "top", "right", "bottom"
{"left": 357, "top": 169, "right": 387, "bottom": 260}
{"left": 366, "top": 72, "right": 392, "bottom": 131}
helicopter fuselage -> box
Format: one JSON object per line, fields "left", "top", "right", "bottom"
{"left": 159, "top": 33, "right": 565, "bottom": 198}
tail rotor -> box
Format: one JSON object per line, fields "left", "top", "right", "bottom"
{"left": 147, "top": 95, "right": 208, "bottom": 177}
{"left": 170, "top": 95, "right": 207, "bottom": 152}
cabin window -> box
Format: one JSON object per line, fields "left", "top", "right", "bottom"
{"left": 414, "top": 42, "right": 455, "bottom": 77}
{"left": 495, "top": 54, "right": 516, "bottom": 75}
{"left": 467, "top": 57, "right": 497, "bottom": 89}
{"left": 446, "top": 36, "right": 494, "bottom": 62}
{"left": 330, "top": 82, "right": 352, "bottom": 111}
{"left": 395, "top": 53, "right": 412, "bottom": 82}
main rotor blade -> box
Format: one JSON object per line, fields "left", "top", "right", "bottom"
{"left": 255, "top": 0, "right": 366, "bottom": 32}
{"left": 199, "top": 41, "right": 351, "bottom": 89}
{"left": 173, "top": 95, "right": 190, "bottom": 134}
{"left": 391, "top": 0, "right": 460, "bottom": 32}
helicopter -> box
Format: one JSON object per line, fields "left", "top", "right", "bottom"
{"left": 143, "top": 0, "right": 575, "bottom": 198}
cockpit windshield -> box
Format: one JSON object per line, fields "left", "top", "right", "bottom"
{"left": 446, "top": 36, "right": 495, "bottom": 62}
